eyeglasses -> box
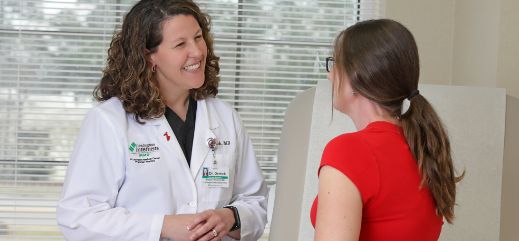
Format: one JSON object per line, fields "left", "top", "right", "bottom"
{"left": 325, "top": 57, "right": 334, "bottom": 72}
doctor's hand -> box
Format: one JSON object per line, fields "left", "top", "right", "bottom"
{"left": 187, "top": 208, "right": 237, "bottom": 241}
{"left": 161, "top": 214, "right": 201, "bottom": 241}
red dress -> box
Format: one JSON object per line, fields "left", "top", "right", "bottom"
{"left": 310, "top": 121, "right": 443, "bottom": 241}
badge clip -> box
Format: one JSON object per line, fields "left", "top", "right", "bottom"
{"left": 207, "top": 138, "right": 218, "bottom": 168}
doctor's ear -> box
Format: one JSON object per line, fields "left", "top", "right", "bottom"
{"left": 145, "top": 48, "right": 156, "bottom": 63}
{"left": 145, "top": 49, "right": 158, "bottom": 72}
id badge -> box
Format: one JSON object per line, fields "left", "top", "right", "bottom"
{"left": 201, "top": 167, "right": 230, "bottom": 188}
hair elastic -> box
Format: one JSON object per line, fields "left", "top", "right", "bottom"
{"left": 407, "top": 89, "right": 419, "bottom": 100}
{"left": 401, "top": 90, "right": 419, "bottom": 116}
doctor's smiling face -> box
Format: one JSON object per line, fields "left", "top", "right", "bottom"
{"left": 95, "top": 0, "right": 219, "bottom": 121}
{"left": 150, "top": 14, "right": 207, "bottom": 97}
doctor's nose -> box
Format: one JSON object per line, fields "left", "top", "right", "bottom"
{"left": 188, "top": 40, "right": 206, "bottom": 58}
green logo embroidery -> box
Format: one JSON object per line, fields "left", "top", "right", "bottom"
{"left": 129, "top": 142, "right": 137, "bottom": 153}
{"left": 128, "top": 142, "right": 160, "bottom": 163}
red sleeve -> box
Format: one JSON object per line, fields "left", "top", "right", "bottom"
{"left": 318, "top": 134, "right": 380, "bottom": 204}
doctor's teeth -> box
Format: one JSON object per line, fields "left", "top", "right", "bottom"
{"left": 184, "top": 63, "right": 200, "bottom": 71}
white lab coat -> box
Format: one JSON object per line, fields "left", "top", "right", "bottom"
{"left": 57, "top": 97, "right": 268, "bottom": 241}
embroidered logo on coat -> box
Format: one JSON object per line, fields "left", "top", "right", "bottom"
{"left": 129, "top": 142, "right": 160, "bottom": 164}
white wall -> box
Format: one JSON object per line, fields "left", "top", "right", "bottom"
{"left": 385, "top": 0, "right": 455, "bottom": 85}
{"left": 385, "top": 0, "right": 519, "bottom": 98}
{"left": 497, "top": 0, "right": 519, "bottom": 99}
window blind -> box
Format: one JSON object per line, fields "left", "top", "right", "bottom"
{"left": 0, "top": 0, "right": 382, "bottom": 239}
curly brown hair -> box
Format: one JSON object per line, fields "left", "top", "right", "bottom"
{"left": 334, "top": 19, "right": 463, "bottom": 223}
{"left": 93, "top": 0, "right": 220, "bottom": 122}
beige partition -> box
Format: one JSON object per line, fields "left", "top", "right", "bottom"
{"left": 268, "top": 88, "right": 316, "bottom": 241}
{"left": 500, "top": 96, "right": 519, "bottom": 241}
{"left": 269, "top": 80, "right": 518, "bottom": 241}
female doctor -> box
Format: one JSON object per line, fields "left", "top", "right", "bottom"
{"left": 56, "top": 1, "right": 268, "bottom": 241}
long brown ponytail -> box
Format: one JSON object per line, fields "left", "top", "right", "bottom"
{"left": 401, "top": 94, "right": 464, "bottom": 223}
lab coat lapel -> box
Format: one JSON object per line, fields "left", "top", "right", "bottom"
{"left": 190, "top": 99, "right": 219, "bottom": 178}
{"left": 145, "top": 116, "right": 189, "bottom": 171}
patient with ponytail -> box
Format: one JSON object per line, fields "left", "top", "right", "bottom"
{"left": 310, "top": 19, "right": 464, "bottom": 241}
